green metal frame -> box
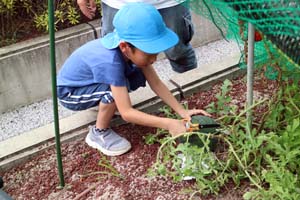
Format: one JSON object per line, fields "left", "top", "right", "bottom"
{"left": 48, "top": 0, "right": 65, "bottom": 187}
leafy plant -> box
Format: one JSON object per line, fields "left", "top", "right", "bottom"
{"left": 33, "top": 0, "right": 81, "bottom": 32}
{"left": 82, "top": 153, "right": 123, "bottom": 179}
{"left": 206, "top": 79, "right": 233, "bottom": 115}
{"left": 0, "top": 0, "right": 101, "bottom": 47}
{"left": 148, "top": 76, "right": 300, "bottom": 199}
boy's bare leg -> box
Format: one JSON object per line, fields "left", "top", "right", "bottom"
{"left": 96, "top": 102, "right": 116, "bottom": 129}
{"left": 86, "top": 101, "right": 131, "bottom": 156}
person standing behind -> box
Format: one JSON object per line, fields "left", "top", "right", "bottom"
{"left": 77, "top": 0, "right": 197, "bottom": 73}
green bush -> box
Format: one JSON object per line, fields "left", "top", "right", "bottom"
{"left": 0, "top": 0, "right": 101, "bottom": 47}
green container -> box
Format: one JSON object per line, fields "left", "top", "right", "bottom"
{"left": 178, "top": 115, "right": 220, "bottom": 151}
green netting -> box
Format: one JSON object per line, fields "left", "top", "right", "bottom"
{"left": 184, "top": 0, "right": 300, "bottom": 79}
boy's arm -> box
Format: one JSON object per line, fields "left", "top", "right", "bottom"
{"left": 110, "top": 85, "right": 186, "bottom": 136}
{"left": 142, "top": 65, "right": 210, "bottom": 120}
{"left": 141, "top": 65, "right": 187, "bottom": 117}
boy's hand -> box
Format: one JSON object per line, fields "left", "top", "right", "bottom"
{"left": 167, "top": 119, "right": 187, "bottom": 137}
{"left": 178, "top": 109, "right": 211, "bottom": 121}
{"left": 77, "top": 0, "right": 96, "bottom": 19}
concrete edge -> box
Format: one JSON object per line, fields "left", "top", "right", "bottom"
{"left": 0, "top": 20, "right": 101, "bottom": 58}
{"left": 0, "top": 53, "right": 243, "bottom": 172}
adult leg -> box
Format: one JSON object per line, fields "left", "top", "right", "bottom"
{"left": 159, "top": 4, "right": 197, "bottom": 73}
{"left": 100, "top": 2, "right": 118, "bottom": 37}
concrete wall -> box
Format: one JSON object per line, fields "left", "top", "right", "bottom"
{"left": 0, "top": 13, "right": 222, "bottom": 114}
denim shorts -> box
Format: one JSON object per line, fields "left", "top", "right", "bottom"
{"left": 57, "top": 83, "right": 114, "bottom": 111}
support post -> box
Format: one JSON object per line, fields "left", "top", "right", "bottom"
{"left": 48, "top": 0, "right": 65, "bottom": 187}
{"left": 246, "top": 23, "right": 255, "bottom": 131}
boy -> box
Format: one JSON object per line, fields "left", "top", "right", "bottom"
{"left": 57, "top": 2, "right": 209, "bottom": 156}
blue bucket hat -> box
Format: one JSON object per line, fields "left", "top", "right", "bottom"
{"left": 101, "top": 2, "right": 179, "bottom": 54}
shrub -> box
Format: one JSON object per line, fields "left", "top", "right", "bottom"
{"left": 0, "top": 0, "right": 101, "bottom": 47}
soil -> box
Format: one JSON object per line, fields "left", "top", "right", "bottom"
{"left": 0, "top": 74, "right": 278, "bottom": 200}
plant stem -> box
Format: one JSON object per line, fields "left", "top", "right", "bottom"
{"left": 231, "top": 98, "right": 268, "bottom": 132}
{"left": 223, "top": 137, "right": 262, "bottom": 190}
{"left": 287, "top": 89, "right": 300, "bottom": 113}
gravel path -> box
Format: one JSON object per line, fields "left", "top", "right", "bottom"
{"left": 0, "top": 39, "right": 241, "bottom": 142}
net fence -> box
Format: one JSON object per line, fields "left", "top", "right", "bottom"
{"left": 184, "top": 0, "right": 300, "bottom": 79}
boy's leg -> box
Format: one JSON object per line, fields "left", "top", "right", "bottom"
{"left": 86, "top": 101, "right": 131, "bottom": 156}
{"left": 159, "top": 4, "right": 197, "bottom": 73}
{"left": 96, "top": 101, "right": 117, "bottom": 129}
{"left": 57, "top": 84, "right": 131, "bottom": 156}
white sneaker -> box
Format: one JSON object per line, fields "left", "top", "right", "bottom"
{"left": 85, "top": 126, "right": 131, "bottom": 156}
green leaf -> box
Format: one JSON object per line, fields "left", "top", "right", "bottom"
{"left": 243, "top": 191, "right": 255, "bottom": 200}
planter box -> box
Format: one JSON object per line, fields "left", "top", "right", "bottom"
{"left": 0, "top": 13, "right": 222, "bottom": 114}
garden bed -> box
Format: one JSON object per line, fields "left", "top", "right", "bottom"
{"left": 1, "top": 72, "right": 297, "bottom": 199}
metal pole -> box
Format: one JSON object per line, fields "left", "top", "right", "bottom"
{"left": 48, "top": 0, "right": 65, "bottom": 187}
{"left": 247, "top": 22, "right": 255, "bottom": 130}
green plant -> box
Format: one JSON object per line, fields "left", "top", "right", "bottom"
{"left": 0, "top": 0, "right": 101, "bottom": 47}
{"left": 143, "top": 103, "right": 189, "bottom": 145}
{"left": 206, "top": 79, "right": 233, "bottom": 115}
{"left": 148, "top": 77, "right": 300, "bottom": 199}
{"left": 33, "top": 0, "right": 81, "bottom": 32}
{"left": 0, "top": 0, "right": 24, "bottom": 46}
{"left": 81, "top": 153, "right": 123, "bottom": 179}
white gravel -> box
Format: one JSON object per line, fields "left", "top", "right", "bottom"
{"left": 0, "top": 39, "right": 241, "bottom": 142}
